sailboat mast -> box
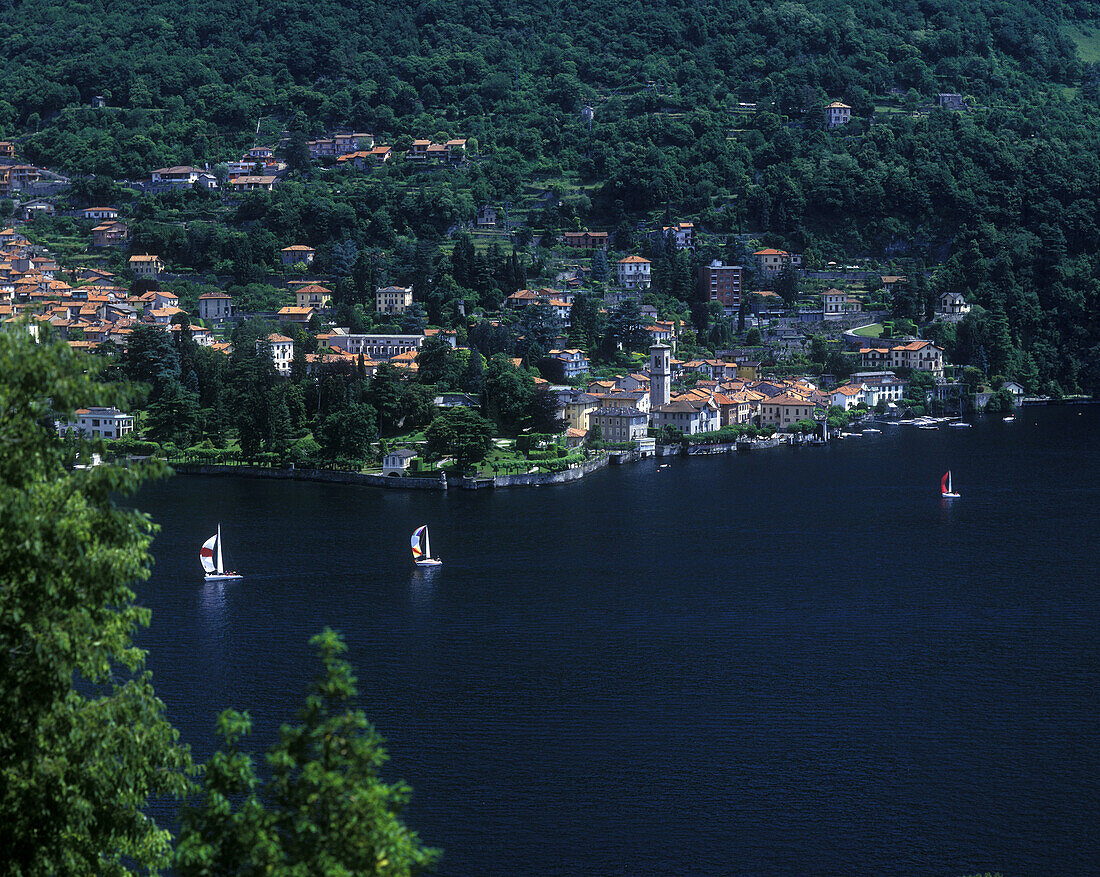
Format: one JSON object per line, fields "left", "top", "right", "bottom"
{"left": 216, "top": 524, "right": 224, "bottom": 574}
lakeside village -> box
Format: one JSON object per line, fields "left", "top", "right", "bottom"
{"left": 1, "top": 130, "right": 1028, "bottom": 486}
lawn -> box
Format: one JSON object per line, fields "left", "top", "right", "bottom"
{"left": 851, "top": 323, "right": 884, "bottom": 338}
{"left": 1062, "top": 24, "right": 1100, "bottom": 64}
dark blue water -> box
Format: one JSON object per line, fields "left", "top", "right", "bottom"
{"left": 136, "top": 406, "right": 1100, "bottom": 876}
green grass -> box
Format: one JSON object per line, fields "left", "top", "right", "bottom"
{"left": 851, "top": 323, "right": 884, "bottom": 338}
{"left": 1062, "top": 24, "right": 1100, "bottom": 64}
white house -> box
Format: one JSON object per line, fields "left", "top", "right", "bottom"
{"left": 58, "top": 407, "right": 135, "bottom": 440}
{"left": 825, "top": 101, "right": 852, "bottom": 128}
{"left": 937, "top": 291, "right": 971, "bottom": 322}
{"left": 548, "top": 348, "right": 590, "bottom": 379}
{"left": 260, "top": 333, "right": 294, "bottom": 375}
{"left": 382, "top": 448, "right": 418, "bottom": 476}
{"left": 616, "top": 255, "right": 652, "bottom": 290}
{"left": 322, "top": 333, "right": 423, "bottom": 360}
{"left": 849, "top": 371, "right": 908, "bottom": 406}
{"left": 828, "top": 384, "right": 868, "bottom": 410}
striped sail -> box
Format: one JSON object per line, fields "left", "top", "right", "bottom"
{"left": 411, "top": 526, "right": 425, "bottom": 559}
{"left": 200, "top": 534, "right": 217, "bottom": 573}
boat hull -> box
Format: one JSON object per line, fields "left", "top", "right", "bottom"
{"left": 941, "top": 492, "right": 961, "bottom": 499}
{"left": 204, "top": 573, "right": 243, "bottom": 582}
{"left": 415, "top": 559, "right": 443, "bottom": 567}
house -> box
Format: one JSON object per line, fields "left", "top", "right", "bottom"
{"left": 295, "top": 284, "right": 332, "bottom": 310}
{"left": 823, "top": 289, "right": 862, "bottom": 319}
{"left": 197, "top": 291, "right": 234, "bottom": 322}
{"left": 849, "top": 371, "right": 907, "bottom": 406}
{"left": 0, "top": 141, "right": 13, "bottom": 158}
{"left": 825, "top": 101, "right": 852, "bottom": 128}
{"left": 407, "top": 140, "right": 431, "bottom": 161}
{"left": 333, "top": 133, "right": 373, "bottom": 153}
{"left": 78, "top": 207, "right": 119, "bottom": 221}
{"left": 656, "top": 221, "right": 695, "bottom": 250}
{"left": 445, "top": 139, "right": 467, "bottom": 162}
{"left": 58, "top": 406, "right": 135, "bottom": 440}
{"left": 698, "top": 260, "right": 742, "bottom": 310}
{"left": 151, "top": 166, "right": 205, "bottom": 184}
{"left": 280, "top": 245, "right": 315, "bottom": 268}
{"left": 322, "top": 333, "right": 423, "bottom": 360}
{"left": 382, "top": 448, "right": 418, "bottom": 476}
{"left": 753, "top": 248, "right": 790, "bottom": 276}
{"left": 128, "top": 254, "right": 164, "bottom": 279}
{"left": 476, "top": 206, "right": 498, "bottom": 229}
{"left": 260, "top": 333, "right": 294, "bottom": 375}
{"left": 276, "top": 306, "right": 314, "bottom": 326}
{"left": 246, "top": 146, "right": 274, "bottom": 160}
{"left": 616, "top": 255, "right": 651, "bottom": 290}
{"left": 91, "top": 221, "right": 129, "bottom": 247}
{"left": 18, "top": 199, "right": 55, "bottom": 220}
{"left": 646, "top": 323, "right": 675, "bottom": 349}
{"left": 588, "top": 406, "right": 649, "bottom": 443}
{"left": 651, "top": 398, "right": 720, "bottom": 435}
{"left": 858, "top": 341, "right": 944, "bottom": 379}
{"left": 758, "top": 393, "right": 818, "bottom": 427}
{"left": 229, "top": 175, "right": 277, "bottom": 193}
{"left": 547, "top": 348, "right": 590, "bottom": 379}
{"left": 937, "top": 93, "right": 966, "bottom": 111}
{"left": 561, "top": 231, "right": 609, "bottom": 250}
{"left": 553, "top": 388, "right": 600, "bottom": 431}
{"left": 434, "top": 392, "right": 480, "bottom": 409}
{"left": 335, "top": 151, "right": 375, "bottom": 171}
{"left": 937, "top": 291, "right": 971, "bottom": 321}
{"left": 376, "top": 285, "right": 413, "bottom": 315}
{"left": 881, "top": 276, "right": 908, "bottom": 295}
{"left": 828, "top": 384, "right": 868, "bottom": 410}
{"left": 1001, "top": 381, "right": 1025, "bottom": 407}
{"left": 426, "top": 143, "right": 447, "bottom": 162}
{"left": 369, "top": 145, "right": 393, "bottom": 163}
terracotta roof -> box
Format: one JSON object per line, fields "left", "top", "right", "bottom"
{"left": 617, "top": 255, "right": 651, "bottom": 264}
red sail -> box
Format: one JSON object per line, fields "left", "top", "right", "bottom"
{"left": 941, "top": 471, "right": 950, "bottom": 495}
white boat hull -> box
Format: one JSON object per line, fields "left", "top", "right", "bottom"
{"left": 941, "top": 492, "right": 961, "bottom": 499}
{"left": 204, "top": 573, "right": 243, "bottom": 581}
{"left": 415, "top": 559, "right": 443, "bottom": 567}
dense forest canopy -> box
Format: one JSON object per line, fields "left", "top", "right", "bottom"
{"left": 3, "top": 0, "right": 1100, "bottom": 390}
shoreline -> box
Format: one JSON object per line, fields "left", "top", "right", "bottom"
{"left": 167, "top": 436, "right": 789, "bottom": 491}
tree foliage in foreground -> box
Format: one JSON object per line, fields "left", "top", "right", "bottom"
{"left": 0, "top": 329, "right": 193, "bottom": 875}
{"left": 175, "top": 628, "right": 439, "bottom": 876}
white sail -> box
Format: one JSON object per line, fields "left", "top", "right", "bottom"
{"left": 200, "top": 534, "right": 217, "bottom": 573}
{"left": 424, "top": 527, "right": 431, "bottom": 559}
{"left": 216, "top": 524, "right": 224, "bottom": 574}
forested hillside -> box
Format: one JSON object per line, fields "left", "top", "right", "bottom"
{"left": 3, "top": 0, "right": 1100, "bottom": 390}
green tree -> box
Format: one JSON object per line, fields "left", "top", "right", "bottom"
{"left": 425, "top": 406, "right": 495, "bottom": 471}
{"left": 416, "top": 335, "right": 460, "bottom": 388}
{"left": 176, "top": 630, "right": 438, "bottom": 875}
{"left": 0, "top": 332, "right": 192, "bottom": 874}
{"left": 319, "top": 403, "right": 378, "bottom": 460}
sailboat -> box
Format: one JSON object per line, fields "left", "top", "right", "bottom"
{"left": 941, "top": 470, "right": 960, "bottom": 499}
{"left": 201, "top": 524, "right": 243, "bottom": 582}
{"left": 411, "top": 525, "right": 442, "bottom": 567}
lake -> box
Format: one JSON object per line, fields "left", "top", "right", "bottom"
{"left": 136, "top": 405, "right": 1100, "bottom": 876}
